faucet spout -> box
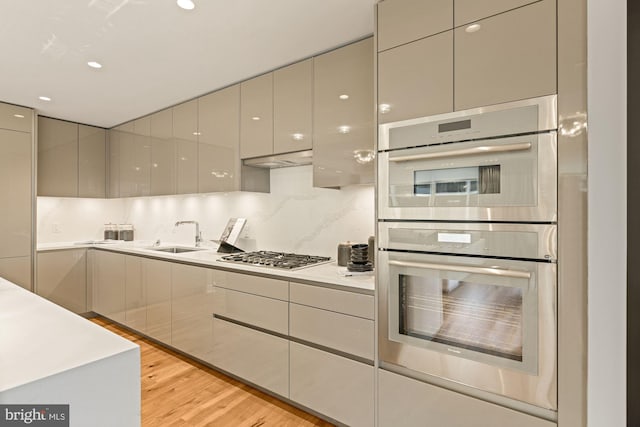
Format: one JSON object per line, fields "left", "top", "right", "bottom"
{"left": 175, "top": 220, "right": 202, "bottom": 247}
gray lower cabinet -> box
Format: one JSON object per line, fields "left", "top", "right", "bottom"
{"left": 124, "top": 255, "right": 146, "bottom": 333}
{"left": 210, "top": 272, "right": 290, "bottom": 396}
{"left": 0, "top": 256, "right": 31, "bottom": 291}
{"left": 378, "top": 369, "right": 556, "bottom": 427}
{"left": 89, "top": 252, "right": 379, "bottom": 424}
{"left": 288, "top": 282, "right": 375, "bottom": 426}
{"left": 211, "top": 318, "right": 289, "bottom": 397}
{"left": 36, "top": 249, "right": 87, "bottom": 314}
{"left": 171, "top": 263, "right": 215, "bottom": 361}
{"left": 290, "top": 342, "right": 374, "bottom": 427}
{"left": 144, "top": 258, "right": 172, "bottom": 344}
{"left": 93, "top": 250, "right": 126, "bottom": 323}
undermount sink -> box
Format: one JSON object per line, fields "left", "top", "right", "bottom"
{"left": 148, "top": 246, "right": 205, "bottom": 254}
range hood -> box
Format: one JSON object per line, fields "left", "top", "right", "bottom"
{"left": 242, "top": 150, "right": 313, "bottom": 169}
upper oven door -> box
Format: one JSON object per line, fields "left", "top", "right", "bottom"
{"left": 377, "top": 95, "right": 557, "bottom": 222}
{"left": 378, "top": 132, "right": 557, "bottom": 221}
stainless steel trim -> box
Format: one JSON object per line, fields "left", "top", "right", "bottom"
{"left": 242, "top": 149, "right": 312, "bottom": 169}
{"left": 379, "top": 222, "right": 557, "bottom": 261}
{"left": 388, "top": 259, "right": 532, "bottom": 279}
{"left": 388, "top": 142, "right": 532, "bottom": 162}
{"left": 378, "top": 94, "right": 557, "bottom": 151}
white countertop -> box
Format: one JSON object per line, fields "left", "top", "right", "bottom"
{"left": 37, "top": 242, "right": 375, "bottom": 293}
{"left": 0, "top": 277, "right": 139, "bottom": 393}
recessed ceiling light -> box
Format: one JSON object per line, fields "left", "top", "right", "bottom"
{"left": 87, "top": 61, "right": 102, "bottom": 69}
{"left": 292, "top": 133, "right": 304, "bottom": 141}
{"left": 465, "top": 24, "right": 481, "bottom": 33}
{"left": 192, "top": 131, "right": 201, "bottom": 136}
{"left": 177, "top": 0, "right": 195, "bottom": 10}
{"left": 13, "top": 114, "right": 25, "bottom": 119}
{"left": 38, "top": 96, "right": 51, "bottom": 102}
{"left": 339, "top": 94, "right": 349, "bottom": 100}
{"left": 252, "top": 116, "right": 261, "bottom": 121}
{"left": 338, "top": 125, "right": 351, "bottom": 134}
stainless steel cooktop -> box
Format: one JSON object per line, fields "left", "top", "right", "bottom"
{"left": 219, "top": 251, "right": 331, "bottom": 270}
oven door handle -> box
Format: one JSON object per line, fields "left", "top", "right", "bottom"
{"left": 388, "top": 260, "right": 531, "bottom": 279}
{"left": 388, "top": 142, "right": 532, "bottom": 163}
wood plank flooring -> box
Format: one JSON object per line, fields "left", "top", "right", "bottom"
{"left": 90, "top": 317, "right": 334, "bottom": 427}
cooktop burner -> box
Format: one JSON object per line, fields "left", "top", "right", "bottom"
{"left": 219, "top": 251, "right": 331, "bottom": 270}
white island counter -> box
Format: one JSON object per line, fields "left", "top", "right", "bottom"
{"left": 0, "top": 277, "right": 140, "bottom": 426}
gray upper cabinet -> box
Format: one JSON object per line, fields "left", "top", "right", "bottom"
{"left": 150, "top": 108, "right": 176, "bottom": 196}
{"left": 173, "top": 100, "right": 198, "bottom": 194}
{"left": 0, "top": 103, "right": 32, "bottom": 133}
{"left": 454, "top": 0, "right": 556, "bottom": 110}
{"left": 378, "top": 31, "right": 454, "bottom": 123}
{"left": 38, "top": 117, "right": 106, "bottom": 198}
{"left": 454, "top": 0, "right": 539, "bottom": 26}
{"left": 313, "top": 38, "right": 374, "bottom": 188}
{"left": 38, "top": 117, "right": 78, "bottom": 197}
{"left": 240, "top": 73, "right": 273, "bottom": 159}
{"left": 119, "top": 118, "right": 151, "bottom": 197}
{"left": 377, "top": 0, "right": 453, "bottom": 51}
{"left": 198, "top": 84, "right": 241, "bottom": 193}
{"left": 273, "top": 59, "right": 313, "bottom": 154}
{"left": 78, "top": 125, "right": 106, "bottom": 198}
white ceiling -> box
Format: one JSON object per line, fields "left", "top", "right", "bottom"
{"left": 0, "top": 0, "right": 376, "bottom": 128}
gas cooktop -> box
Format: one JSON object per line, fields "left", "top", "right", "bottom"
{"left": 219, "top": 251, "right": 331, "bottom": 270}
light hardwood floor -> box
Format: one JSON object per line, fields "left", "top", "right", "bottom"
{"left": 91, "top": 317, "right": 334, "bottom": 427}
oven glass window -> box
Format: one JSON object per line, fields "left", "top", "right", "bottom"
{"left": 414, "top": 165, "right": 500, "bottom": 196}
{"left": 399, "top": 274, "right": 523, "bottom": 361}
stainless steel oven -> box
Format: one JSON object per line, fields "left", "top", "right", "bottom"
{"left": 378, "top": 221, "right": 557, "bottom": 410}
{"left": 378, "top": 95, "right": 557, "bottom": 222}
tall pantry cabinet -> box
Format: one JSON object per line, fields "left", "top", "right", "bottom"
{"left": 0, "top": 102, "right": 34, "bottom": 290}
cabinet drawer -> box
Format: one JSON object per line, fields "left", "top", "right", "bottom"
{"left": 377, "top": 0, "right": 452, "bottom": 51}
{"left": 211, "top": 318, "right": 289, "bottom": 397}
{"left": 212, "top": 287, "right": 288, "bottom": 335}
{"left": 290, "top": 342, "right": 374, "bottom": 427}
{"left": 378, "top": 369, "right": 556, "bottom": 427}
{"left": 290, "top": 282, "right": 374, "bottom": 319}
{"left": 289, "top": 303, "right": 374, "bottom": 360}
{"left": 213, "top": 270, "right": 288, "bottom": 300}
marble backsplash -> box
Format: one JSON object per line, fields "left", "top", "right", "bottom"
{"left": 37, "top": 165, "right": 375, "bottom": 257}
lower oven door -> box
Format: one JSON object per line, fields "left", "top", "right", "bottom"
{"left": 378, "top": 249, "right": 557, "bottom": 410}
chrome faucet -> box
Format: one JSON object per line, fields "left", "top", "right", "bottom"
{"left": 175, "top": 221, "right": 202, "bottom": 247}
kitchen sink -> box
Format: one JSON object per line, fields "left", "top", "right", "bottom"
{"left": 148, "top": 246, "right": 206, "bottom": 254}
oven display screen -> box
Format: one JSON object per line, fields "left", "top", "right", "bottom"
{"left": 399, "top": 274, "right": 523, "bottom": 361}
{"left": 414, "top": 165, "right": 500, "bottom": 196}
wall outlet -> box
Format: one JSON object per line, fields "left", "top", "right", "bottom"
{"left": 52, "top": 223, "right": 61, "bottom": 233}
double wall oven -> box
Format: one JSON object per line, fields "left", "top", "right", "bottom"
{"left": 377, "top": 95, "right": 558, "bottom": 413}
